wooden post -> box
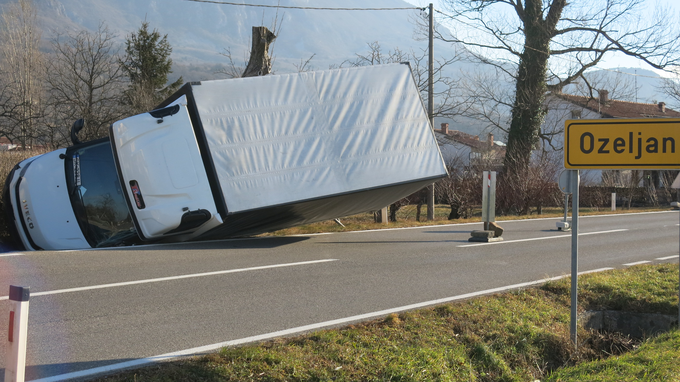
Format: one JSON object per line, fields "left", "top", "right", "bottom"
{"left": 426, "top": 3, "right": 435, "bottom": 221}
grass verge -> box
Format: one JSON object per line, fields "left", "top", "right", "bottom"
{"left": 263, "top": 205, "right": 670, "bottom": 237}
{"left": 96, "top": 264, "right": 680, "bottom": 382}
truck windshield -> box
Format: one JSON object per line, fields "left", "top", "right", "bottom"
{"left": 65, "top": 140, "right": 138, "bottom": 247}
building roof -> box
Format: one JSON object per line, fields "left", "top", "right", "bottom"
{"left": 552, "top": 92, "right": 680, "bottom": 119}
{"left": 435, "top": 129, "right": 505, "bottom": 153}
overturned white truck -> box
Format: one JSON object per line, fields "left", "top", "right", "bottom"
{"left": 4, "top": 63, "right": 447, "bottom": 250}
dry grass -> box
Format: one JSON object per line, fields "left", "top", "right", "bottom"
{"left": 95, "top": 264, "right": 680, "bottom": 382}
{"left": 265, "top": 204, "right": 670, "bottom": 237}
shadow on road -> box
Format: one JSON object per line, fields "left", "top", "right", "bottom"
{"left": 421, "top": 230, "right": 473, "bottom": 234}
{"left": 112, "top": 236, "right": 311, "bottom": 251}
{"left": 3, "top": 358, "right": 135, "bottom": 381}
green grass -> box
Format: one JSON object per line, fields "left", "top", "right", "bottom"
{"left": 546, "top": 331, "right": 680, "bottom": 381}
{"left": 96, "top": 264, "right": 680, "bottom": 382}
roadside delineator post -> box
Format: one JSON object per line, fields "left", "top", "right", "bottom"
{"left": 5, "top": 285, "right": 30, "bottom": 382}
{"left": 556, "top": 170, "right": 572, "bottom": 231}
{"left": 469, "top": 171, "right": 503, "bottom": 242}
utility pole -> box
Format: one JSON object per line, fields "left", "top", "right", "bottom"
{"left": 426, "top": 2, "right": 435, "bottom": 221}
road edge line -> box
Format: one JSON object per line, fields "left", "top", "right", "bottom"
{"left": 30, "top": 268, "right": 615, "bottom": 382}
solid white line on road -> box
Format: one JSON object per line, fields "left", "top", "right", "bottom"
{"left": 580, "top": 267, "right": 616, "bottom": 275}
{"left": 656, "top": 255, "right": 679, "bottom": 261}
{"left": 0, "top": 259, "right": 338, "bottom": 301}
{"left": 458, "top": 229, "right": 629, "bottom": 247}
{"left": 349, "top": 210, "right": 678, "bottom": 235}
{"left": 0, "top": 252, "right": 28, "bottom": 258}
{"left": 30, "top": 267, "right": 614, "bottom": 382}
{"left": 623, "top": 260, "right": 652, "bottom": 267}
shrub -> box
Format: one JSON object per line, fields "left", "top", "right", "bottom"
{"left": 0, "top": 149, "right": 48, "bottom": 249}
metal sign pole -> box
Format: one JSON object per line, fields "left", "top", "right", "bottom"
{"left": 570, "top": 170, "right": 579, "bottom": 348}
{"left": 668, "top": 172, "right": 680, "bottom": 326}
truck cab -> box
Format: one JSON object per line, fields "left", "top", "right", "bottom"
{"left": 4, "top": 139, "right": 136, "bottom": 250}
{"left": 4, "top": 101, "right": 222, "bottom": 251}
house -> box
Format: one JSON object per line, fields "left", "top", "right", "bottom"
{"left": 542, "top": 90, "right": 680, "bottom": 186}
{"left": 435, "top": 123, "right": 505, "bottom": 170}
{"left": 0, "top": 137, "right": 19, "bottom": 151}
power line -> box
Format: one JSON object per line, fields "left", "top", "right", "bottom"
{"left": 183, "top": 0, "right": 423, "bottom": 11}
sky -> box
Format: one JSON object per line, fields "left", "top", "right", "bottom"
{"left": 403, "top": 0, "right": 678, "bottom": 76}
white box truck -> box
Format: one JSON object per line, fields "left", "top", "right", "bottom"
{"left": 4, "top": 63, "right": 447, "bottom": 250}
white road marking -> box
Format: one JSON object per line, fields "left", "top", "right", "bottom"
{"left": 580, "top": 267, "right": 616, "bottom": 274}
{"left": 30, "top": 267, "right": 613, "bottom": 382}
{"left": 623, "top": 260, "right": 652, "bottom": 267}
{"left": 0, "top": 252, "right": 28, "bottom": 258}
{"left": 458, "top": 229, "right": 629, "bottom": 247}
{"left": 656, "top": 255, "right": 679, "bottom": 261}
{"left": 0, "top": 210, "right": 672, "bottom": 255}
{"left": 0, "top": 259, "right": 338, "bottom": 301}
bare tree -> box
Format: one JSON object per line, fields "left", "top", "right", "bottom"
{"left": 216, "top": 47, "right": 248, "bottom": 79}
{"left": 435, "top": 155, "right": 482, "bottom": 220}
{"left": 294, "top": 53, "right": 316, "bottom": 73}
{"left": 438, "top": 0, "right": 680, "bottom": 177}
{"left": 0, "top": 0, "right": 45, "bottom": 148}
{"left": 342, "top": 41, "right": 466, "bottom": 120}
{"left": 661, "top": 72, "right": 680, "bottom": 111}
{"left": 44, "top": 24, "right": 127, "bottom": 146}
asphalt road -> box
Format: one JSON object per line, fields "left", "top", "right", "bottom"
{"left": 1, "top": 211, "right": 678, "bottom": 381}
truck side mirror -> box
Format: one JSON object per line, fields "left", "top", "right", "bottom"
{"left": 70, "top": 119, "right": 85, "bottom": 145}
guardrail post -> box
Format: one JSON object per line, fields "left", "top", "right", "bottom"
{"left": 5, "top": 285, "right": 30, "bottom": 382}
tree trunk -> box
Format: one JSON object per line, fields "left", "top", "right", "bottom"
{"left": 242, "top": 26, "right": 276, "bottom": 78}
{"left": 503, "top": 0, "right": 565, "bottom": 178}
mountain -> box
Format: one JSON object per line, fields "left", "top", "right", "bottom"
{"left": 2, "top": 0, "right": 672, "bottom": 137}
{"left": 19, "top": 0, "right": 453, "bottom": 78}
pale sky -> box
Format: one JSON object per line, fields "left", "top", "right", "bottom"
{"left": 403, "top": 0, "right": 678, "bottom": 76}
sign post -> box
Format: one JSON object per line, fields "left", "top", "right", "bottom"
{"left": 565, "top": 118, "right": 680, "bottom": 347}
{"left": 569, "top": 170, "right": 579, "bottom": 348}
{"left": 559, "top": 169, "right": 579, "bottom": 346}
{"left": 671, "top": 176, "right": 680, "bottom": 327}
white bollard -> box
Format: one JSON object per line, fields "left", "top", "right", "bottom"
{"left": 5, "top": 286, "right": 30, "bottom": 382}
{"left": 611, "top": 192, "right": 616, "bottom": 211}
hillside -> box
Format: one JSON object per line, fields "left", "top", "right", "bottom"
{"left": 0, "top": 0, "right": 672, "bottom": 136}
{"left": 17, "top": 0, "right": 455, "bottom": 76}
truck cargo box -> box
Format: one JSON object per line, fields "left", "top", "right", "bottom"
{"left": 111, "top": 63, "right": 447, "bottom": 241}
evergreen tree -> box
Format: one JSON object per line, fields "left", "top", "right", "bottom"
{"left": 121, "top": 21, "right": 182, "bottom": 114}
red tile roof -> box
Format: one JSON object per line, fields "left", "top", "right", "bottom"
{"left": 553, "top": 93, "right": 680, "bottom": 118}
